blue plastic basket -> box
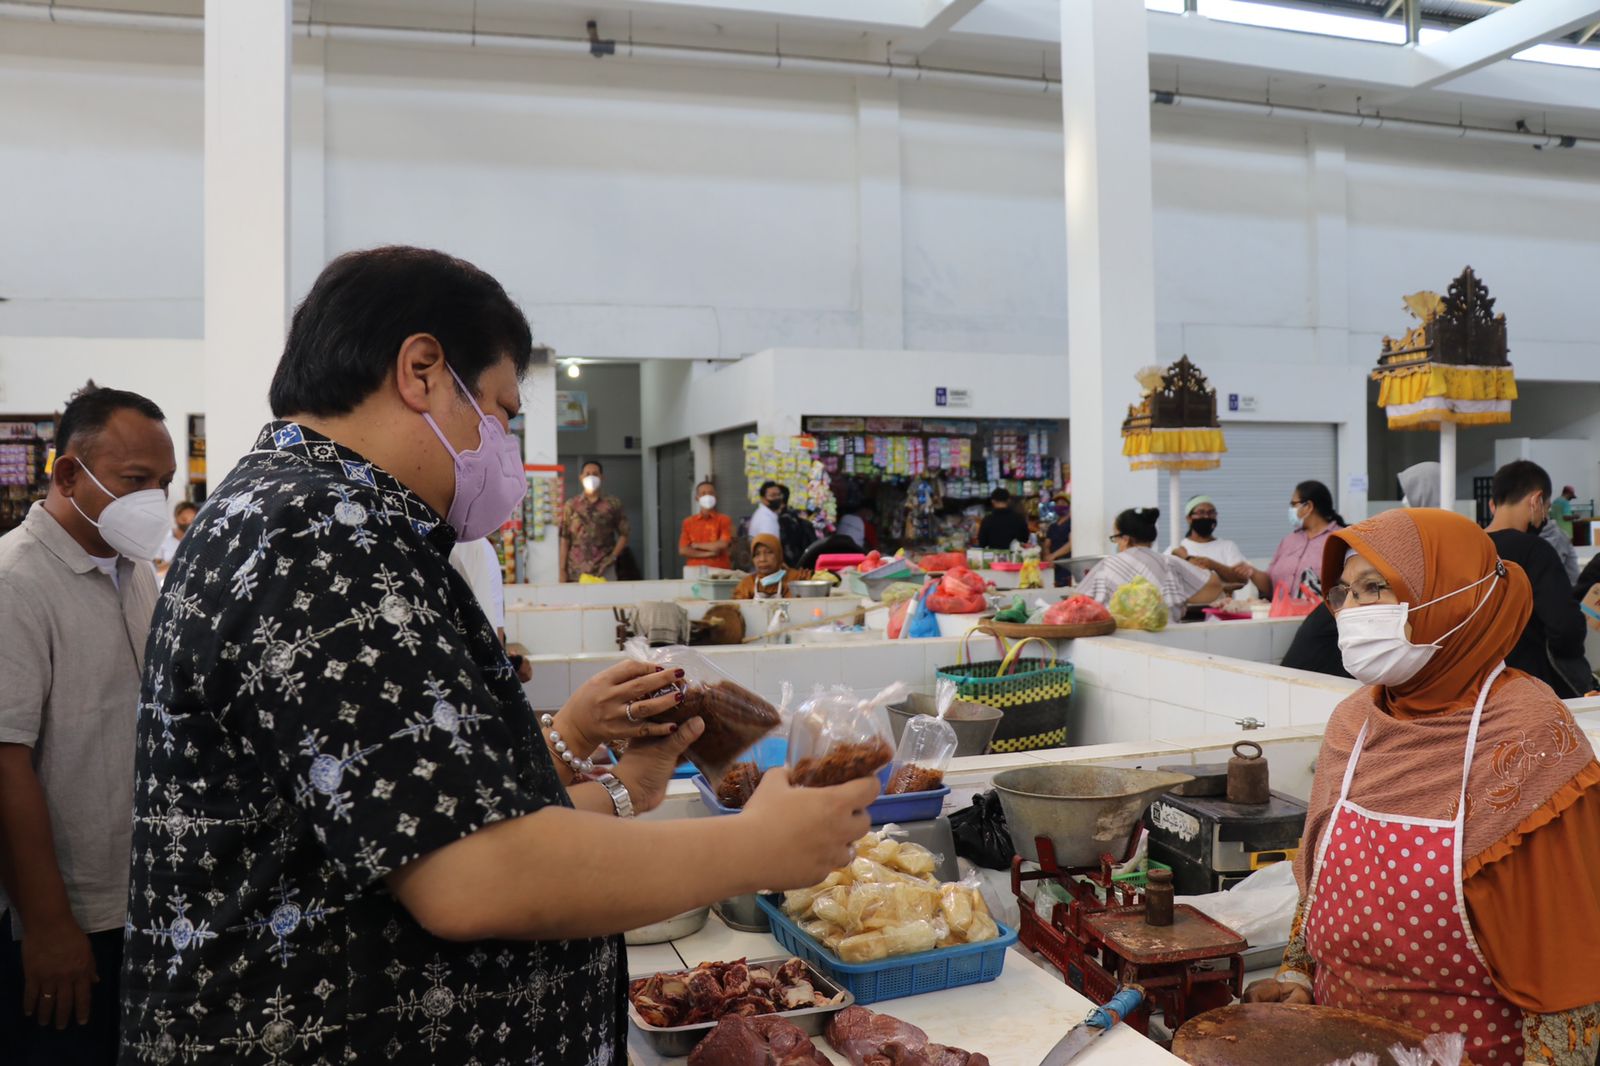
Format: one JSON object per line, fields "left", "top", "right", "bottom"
{"left": 692, "top": 771, "right": 948, "bottom": 825}
{"left": 755, "top": 895, "right": 1016, "bottom": 1005}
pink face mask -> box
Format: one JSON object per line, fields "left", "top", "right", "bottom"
{"left": 422, "top": 365, "right": 528, "bottom": 542}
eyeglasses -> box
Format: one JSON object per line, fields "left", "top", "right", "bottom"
{"left": 1289, "top": 499, "right": 1305, "bottom": 509}
{"left": 1190, "top": 510, "right": 1218, "bottom": 519}
{"left": 1108, "top": 534, "right": 1126, "bottom": 543}
{"left": 1327, "top": 577, "right": 1394, "bottom": 612}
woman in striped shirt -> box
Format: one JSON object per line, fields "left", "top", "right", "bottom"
{"left": 1078, "top": 507, "right": 1223, "bottom": 624}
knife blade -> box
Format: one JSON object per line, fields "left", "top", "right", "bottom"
{"left": 1038, "top": 986, "right": 1145, "bottom": 1066}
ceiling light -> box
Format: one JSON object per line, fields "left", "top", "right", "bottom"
{"left": 1194, "top": 0, "right": 1407, "bottom": 44}
{"left": 566, "top": 363, "right": 581, "bottom": 379}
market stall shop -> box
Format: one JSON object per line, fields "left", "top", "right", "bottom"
{"left": 743, "top": 416, "right": 1065, "bottom": 558}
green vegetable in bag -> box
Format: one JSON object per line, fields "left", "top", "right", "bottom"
{"left": 1108, "top": 576, "right": 1168, "bottom": 632}
{"left": 993, "top": 596, "right": 1031, "bottom": 624}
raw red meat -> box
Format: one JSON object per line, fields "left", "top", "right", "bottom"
{"left": 688, "top": 1015, "right": 831, "bottom": 1066}
{"left": 825, "top": 1007, "right": 991, "bottom": 1066}
{"left": 1043, "top": 595, "right": 1113, "bottom": 626}
{"left": 629, "top": 958, "right": 844, "bottom": 1030}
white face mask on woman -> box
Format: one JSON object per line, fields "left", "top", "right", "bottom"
{"left": 1335, "top": 564, "right": 1503, "bottom": 687}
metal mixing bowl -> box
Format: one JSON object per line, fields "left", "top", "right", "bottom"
{"left": 624, "top": 906, "right": 711, "bottom": 945}
{"left": 992, "top": 764, "right": 1194, "bottom": 867}
{"left": 887, "top": 695, "right": 1003, "bottom": 757}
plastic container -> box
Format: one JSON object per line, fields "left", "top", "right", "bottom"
{"left": 692, "top": 768, "right": 948, "bottom": 826}
{"left": 814, "top": 553, "right": 867, "bottom": 572}
{"left": 756, "top": 895, "right": 1017, "bottom": 1005}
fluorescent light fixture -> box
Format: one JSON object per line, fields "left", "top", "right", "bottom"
{"left": 1193, "top": 0, "right": 1407, "bottom": 44}
{"left": 1513, "top": 42, "right": 1600, "bottom": 70}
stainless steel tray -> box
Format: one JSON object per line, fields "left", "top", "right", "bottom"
{"left": 626, "top": 955, "right": 854, "bottom": 1058}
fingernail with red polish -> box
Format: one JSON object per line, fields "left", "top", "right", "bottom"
{"left": 676, "top": 692, "right": 685, "bottom": 703}
{"left": 675, "top": 669, "right": 685, "bottom": 678}
{"left": 669, "top": 724, "right": 680, "bottom": 733}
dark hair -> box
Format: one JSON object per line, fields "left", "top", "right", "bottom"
{"left": 581, "top": 460, "right": 604, "bottom": 475}
{"left": 759, "top": 480, "right": 782, "bottom": 498}
{"left": 1492, "top": 460, "right": 1552, "bottom": 506}
{"left": 174, "top": 500, "right": 198, "bottom": 518}
{"left": 54, "top": 380, "right": 165, "bottom": 457}
{"left": 269, "top": 246, "right": 534, "bottom": 418}
{"left": 990, "top": 488, "right": 1011, "bottom": 505}
{"left": 696, "top": 480, "right": 715, "bottom": 493}
{"left": 778, "top": 485, "right": 791, "bottom": 502}
{"left": 1294, "top": 480, "right": 1346, "bottom": 526}
{"left": 1115, "top": 507, "right": 1160, "bottom": 544}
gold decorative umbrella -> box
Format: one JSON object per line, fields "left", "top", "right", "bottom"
{"left": 1121, "top": 355, "right": 1227, "bottom": 545}
{"left": 1373, "top": 267, "right": 1516, "bottom": 506}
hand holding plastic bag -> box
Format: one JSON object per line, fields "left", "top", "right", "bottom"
{"left": 623, "top": 637, "right": 781, "bottom": 782}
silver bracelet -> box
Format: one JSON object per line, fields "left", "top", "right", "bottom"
{"left": 539, "top": 713, "right": 595, "bottom": 776}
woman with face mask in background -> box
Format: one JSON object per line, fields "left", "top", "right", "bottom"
{"left": 1245, "top": 508, "right": 1600, "bottom": 1065}
{"left": 1170, "top": 495, "right": 1257, "bottom": 591}
{"left": 1259, "top": 479, "right": 1345, "bottom": 600}
{"left": 733, "top": 533, "right": 811, "bottom": 599}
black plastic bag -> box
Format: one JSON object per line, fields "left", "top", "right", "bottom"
{"left": 949, "top": 790, "right": 1015, "bottom": 870}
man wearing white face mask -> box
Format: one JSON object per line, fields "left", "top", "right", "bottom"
{"left": 0, "top": 382, "right": 174, "bottom": 1063}
{"left": 559, "top": 459, "right": 629, "bottom": 581}
{"left": 678, "top": 480, "right": 732, "bottom": 571}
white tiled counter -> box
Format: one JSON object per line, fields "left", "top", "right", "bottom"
{"left": 625, "top": 913, "right": 1182, "bottom": 1065}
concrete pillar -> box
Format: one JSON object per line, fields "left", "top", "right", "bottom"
{"left": 204, "top": 0, "right": 291, "bottom": 482}
{"left": 691, "top": 434, "right": 713, "bottom": 487}
{"left": 855, "top": 79, "right": 905, "bottom": 350}
{"left": 1061, "top": 0, "right": 1158, "bottom": 549}
{"left": 522, "top": 362, "right": 561, "bottom": 584}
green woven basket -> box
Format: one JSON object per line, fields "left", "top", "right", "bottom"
{"left": 935, "top": 631, "right": 1074, "bottom": 752}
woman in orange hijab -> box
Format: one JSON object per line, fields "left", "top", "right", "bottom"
{"left": 732, "top": 533, "right": 811, "bottom": 599}
{"left": 1245, "top": 509, "right": 1600, "bottom": 1064}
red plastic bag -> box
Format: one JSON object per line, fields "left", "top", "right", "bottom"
{"left": 1269, "top": 583, "right": 1321, "bottom": 619}
{"left": 918, "top": 551, "right": 966, "bottom": 574}
{"left": 857, "top": 551, "right": 884, "bottom": 572}
{"left": 1043, "top": 595, "right": 1112, "bottom": 626}
{"left": 887, "top": 599, "right": 910, "bottom": 639}
{"left": 926, "top": 586, "right": 987, "bottom": 614}
{"left": 940, "top": 566, "right": 987, "bottom": 597}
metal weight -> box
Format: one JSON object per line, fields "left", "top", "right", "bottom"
{"left": 1226, "top": 741, "right": 1270, "bottom": 805}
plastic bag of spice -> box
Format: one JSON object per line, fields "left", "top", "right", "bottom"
{"left": 787, "top": 683, "right": 905, "bottom": 788}
{"left": 712, "top": 683, "right": 793, "bottom": 810}
{"left": 884, "top": 679, "right": 959, "bottom": 795}
{"left": 623, "top": 637, "right": 782, "bottom": 784}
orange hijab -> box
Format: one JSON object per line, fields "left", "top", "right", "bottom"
{"left": 1321, "top": 508, "right": 1532, "bottom": 718}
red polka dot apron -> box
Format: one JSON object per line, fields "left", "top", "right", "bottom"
{"left": 1305, "top": 661, "right": 1524, "bottom": 1064}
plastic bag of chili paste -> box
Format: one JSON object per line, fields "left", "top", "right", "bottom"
{"left": 884, "top": 679, "right": 959, "bottom": 795}
{"left": 623, "top": 637, "right": 782, "bottom": 783}
{"left": 787, "top": 683, "right": 905, "bottom": 788}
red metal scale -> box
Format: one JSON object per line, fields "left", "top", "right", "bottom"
{"left": 1012, "top": 833, "right": 1246, "bottom": 1040}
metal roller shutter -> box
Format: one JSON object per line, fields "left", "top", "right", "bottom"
{"left": 1156, "top": 422, "right": 1338, "bottom": 559}
{"left": 712, "top": 424, "right": 757, "bottom": 517}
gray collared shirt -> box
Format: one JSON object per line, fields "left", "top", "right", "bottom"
{"left": 0, "top": 501, "right": 157, "bottom": 937}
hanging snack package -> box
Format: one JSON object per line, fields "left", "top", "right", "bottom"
{"left": 788, "top": 683, "right": 905, "bottom": 788}
{"left": 884, "top": 679, "right": 959, "bottom": 795}
{"left": 623, "top": 637, "right": 782, "bottom": 784}
{"left": 712, "top": 682, "right": 793, "bottom": 810}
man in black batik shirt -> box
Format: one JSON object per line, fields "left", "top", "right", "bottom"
{"left": 121, "top": 247, "right": 878, "bottom": 1065}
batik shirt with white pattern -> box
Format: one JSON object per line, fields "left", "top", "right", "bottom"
{"left": 121, "top": 421, "right": 624, "bottom": 1066}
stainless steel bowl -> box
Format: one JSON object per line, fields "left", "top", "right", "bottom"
{"left": 992, "top": 764, "right": 1193, "bottom": 867}
{"left": 624, "top": 906, "right": 711, "bottom": 945}
{"left": 789, "top": 580, "right": 834, "bottom": 599}
{"left": 887, "top": 695, "right": 1003, "bottom": 757}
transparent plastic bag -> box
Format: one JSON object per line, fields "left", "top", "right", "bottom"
{"left": 623, "top": 637, "right": 781, "bottom": 783}
{"left": 712, "top": 682, "right": 793, "bottom": 810}
{"left": 1423, "top": 1034, "right": 1466, "bottom": 1066}
{"left": 885, "top": 679, "right": 959, "bottom": 795}
{"left": 1109, "top": 576, "right": 1169, "bottom": 631}
{"left": 787, "top": 683, "right": 904, "bottom": 787}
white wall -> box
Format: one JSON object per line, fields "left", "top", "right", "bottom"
{"left": 4, "top": 19, "right": 1600, "bottom": 523}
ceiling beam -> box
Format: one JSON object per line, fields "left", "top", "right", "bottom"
{"left": 891, "top": 0, "right": 990, "bottom": 56}
{"left": 1410, "top": 0, "right": 1600, "bottom": 88}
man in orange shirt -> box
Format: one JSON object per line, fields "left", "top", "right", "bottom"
{"left": 679, "top": 481, "right": 733, "bottom": 571}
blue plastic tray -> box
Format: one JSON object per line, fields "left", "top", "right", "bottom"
{"left": 692, "top": 771, "right": 948, "bottom": 826}
{"left": 755, "top": 894, "right": 1016, "bottom": 1005}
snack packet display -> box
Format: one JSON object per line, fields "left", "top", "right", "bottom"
{"left": 623, "top": 637, "right": 782, "bottom": 783}
{"left": 781, "top": 830, "right": 997, "bottom": 963}
{"left": 884, "top": 679, "right": 958, "bottom": 795}
{"left": 787, "top": 683, "right": 904, "bottom": 788}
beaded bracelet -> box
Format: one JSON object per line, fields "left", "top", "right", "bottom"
{"left": 539, "top": 713, "right": 595, "bottom": 776}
